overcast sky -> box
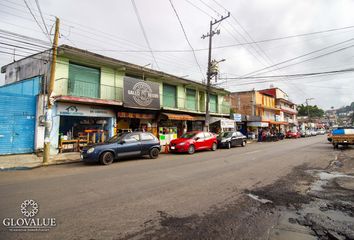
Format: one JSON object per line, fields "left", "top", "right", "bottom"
{"left": 1, "top": 0, "right": 354, "bottom": 110}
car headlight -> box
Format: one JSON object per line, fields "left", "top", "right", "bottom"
{"left": 221, "top": 139, "right": 228, "bottom": 143}
{"left": 87, "top": 147, "right": 95, "bottom": 154}
{"left": 178, "top": 142, "right": 186, "bottom": 146}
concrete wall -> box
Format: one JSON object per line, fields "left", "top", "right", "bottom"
{"left": 3, "top": 52, "right": 50, "bottom": 85}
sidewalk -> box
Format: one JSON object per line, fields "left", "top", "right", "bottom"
{"left": 0, "top": 152, "right": 81, "bottom": 171}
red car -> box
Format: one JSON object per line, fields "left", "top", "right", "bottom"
{"left": 286, "top": 131, "right": 301, "bottom": 138}
{"left": 169, "top": 131, "right": 218, "bottom": 154}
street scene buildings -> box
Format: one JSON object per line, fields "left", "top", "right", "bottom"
{"left": 1, "top": 1, "right": 354, "bottom": 239}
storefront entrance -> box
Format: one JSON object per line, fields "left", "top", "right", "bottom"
{"left": 55, "top": 103, "right": 116, "bottom": 153}
{"left": 117, "top": 111, "right": 157, "bottom": 136}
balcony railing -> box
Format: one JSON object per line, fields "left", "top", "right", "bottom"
{"left": 55, "top": 78, "right": 123, "bottom": 102}
{"left": 277, "top": 105, "right": 297, "bottom": 114}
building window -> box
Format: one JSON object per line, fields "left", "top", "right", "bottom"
{"left": 186, "top": 88, "right": 196, "bottom": 111}
{"left": 68, "top": 62, "right": 100, "bottom": 98}
{"left": 210, "top": 94, "right": 218, "bottom": 113}
{"left": 163, "top": 83, "right": 177, "bottom": 108}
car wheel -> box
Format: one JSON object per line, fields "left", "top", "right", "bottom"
{"left": 188, "top": 145, "right": 195, "bottom": 154}
{"left": 149, "top": 148, "right": 160, "bottom": 159}
{"left": 99, "top": 152, "right": 114, "bottom": 165}
{"left": 226, "top": 141, "right": 231, "bottom": 149}
{"left": 211, "top": 142, "right": 217, "bottom": 151}
{"left": 241, "top": 140, "right": 246, "bottom": 147}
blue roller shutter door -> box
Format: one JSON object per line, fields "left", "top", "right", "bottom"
{"left": 0, "top": 94, "right": 36, "bottom": 154}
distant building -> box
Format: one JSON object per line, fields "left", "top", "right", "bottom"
{"left": 230, "top": 87, "right": 297, "bottom": 137}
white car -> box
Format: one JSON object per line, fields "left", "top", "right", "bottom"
{"left": 318, "top": 129, "right": 326, "bottom": 135}
{"left": 310, "top": 130, "right": 318, "bottom": 136}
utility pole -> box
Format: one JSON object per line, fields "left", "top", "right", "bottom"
{"left": 202, "top": 12, "right": 230, "bottom": 131}
{"left": 305, "top": 98, "right": 314, "bottom": 122}
{"left": 43, "top": 17, "right": 60, "bottom": 164}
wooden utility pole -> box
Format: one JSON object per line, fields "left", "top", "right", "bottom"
{"left": 202, "top": 13, "right": 230, "bottom": 131}
{"left": 43, "top": 17, "right": 60, "bottom": 164}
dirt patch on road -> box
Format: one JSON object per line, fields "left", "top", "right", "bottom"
{"left": 121, "top": 149, "right": 354, "bottom": 240}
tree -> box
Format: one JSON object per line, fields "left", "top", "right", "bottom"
{"left": 297, "top": 104, "right": 324, "bottom": 118}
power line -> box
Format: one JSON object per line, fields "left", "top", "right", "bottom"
{"left": 0, "top": 41, "right": 46, "bottom": 52}
{"left": 238, "top": 38, "right": 354, "bottom": 78}
{"left": 3, "top": 0, "right": 354, "bottom": 54}
{"left": 220, "top": 65, "right": 354, "bottom": 87}
{"left": 0, "top": 29, "right": 50, "bottom": 46}
{"left": 22, "top": 0, "right": 50, "bottom": 42}
{"left": 34, "top": 0, "right": 51, "bottom": 43}
{"left": 130, "top": 0, "right": 160, "bottom": 70}
{"left": 219, "top": 67, "right": 354, "bottom": 80}
{"left": 168, "top": 0, "right": 206, "bottom": 82}
{"left": 248, "top": 42, "right": 354, "bottom": 77}
{"left": 0, "top": 1, "right": 208, "bottom": 78}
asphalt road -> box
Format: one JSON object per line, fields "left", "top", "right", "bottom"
{"left": 0, "top": 135, "right": 333, "bottom": 239}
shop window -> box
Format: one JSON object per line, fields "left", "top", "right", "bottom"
{"left": 68, "top": 62, "right": 100, "bottom": 98}
{"left": 209, "top": 94, "right": 218, "bottom": 113}
{"left": 163, "top": 83, "right": 177, "bottom": 108}
{"left": 186, "top": 88, "right": 196, "bottom": 110}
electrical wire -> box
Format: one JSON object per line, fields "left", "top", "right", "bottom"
{"left": 238, "top": 38, "right": 354, "bottom": 78}
{"left": 130, "top": 0, "right": 160, "bottom": 70}
{"left": 219, "top": 68, "right": 354, "bottom": 80}
{"left": 34, "top": 0, "right": 51, "bottom": 43}
{"left": 168, "top": 0, "right": 206, "bottom": 82}
{"left": 22, "top": 0, "right": 51, "bottom": 42}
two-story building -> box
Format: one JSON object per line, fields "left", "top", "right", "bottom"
{"left": 258, "top": 88, "right": 298, "bottom": 132}
{"left": 1, "top": 45, "right": 230, "bottom": 155}
{"left": 230, "top": 87, "right": 297, "bottom": 137}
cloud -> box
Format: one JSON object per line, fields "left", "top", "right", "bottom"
{"left": 0, "top": 0, "right": 354, "bottom": 110}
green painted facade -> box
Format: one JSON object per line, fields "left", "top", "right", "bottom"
{"left": 53, "top": 53, "right": 230, "bottom": 115}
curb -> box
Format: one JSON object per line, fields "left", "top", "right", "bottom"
{"left": 0, "top": 159, "right": 82, "bottom": 171}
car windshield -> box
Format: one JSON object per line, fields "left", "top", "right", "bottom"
{"left": 106, "top": 134, "right": 126, "bottom": 143}
{"left": 180, "top": 132, "right": 197, "bottom": 139}
{"left": 219, "top": 132, "right": 233, "bottom": 138}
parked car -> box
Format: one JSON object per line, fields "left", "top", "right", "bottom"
{"left": 310, "top": 129, "right": 318, "bottom": 136}
{"left": 300, "top": 130, "right": 311, "bottom": 137}
{"left": 81, "top": 132, "right": 161, "bottom": 165}
{"left": 169, "top": 131, "right": 217, "bottom": 154}
{"left": 317, "top": 129, "right": 326, "bottom": 135}
{"left": 217, "top": 131, "right": 247, "bottom": 149}
{"left": 286, "top": 130, "right": 301, "bottom": 138}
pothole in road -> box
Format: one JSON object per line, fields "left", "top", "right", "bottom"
{"left": 266, "top": 167, "right": 354, "bottom": 239}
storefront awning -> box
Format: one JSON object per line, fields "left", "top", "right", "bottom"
{"left": 161, "top": 113, "right": 205, "bottom": 121}
{"left": 118, "top": 112, "right": 155, "bottom": 119}
{"left": 267, "top": 121, "right": 289, "bottom": 125}
{"left": 210, "top": 117, "right": 235, "bottom": 129}
{"left": 55, "top": 95, "right": 123, "bottom": 106}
